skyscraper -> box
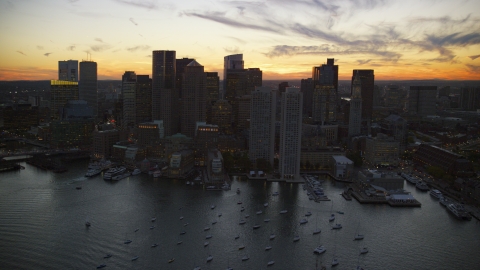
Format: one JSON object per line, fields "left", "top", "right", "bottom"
{"left": 300, "top": 78, "right": 313, "bottom": 116}
{"left": 352, "top": 70, "right": 374, "bottom": 120}
{"left": 249, "top": 87, "right": 276, "bottom": 166}
{"left": 122, "top": 71, "right": 137, "bottom": 127}
{"left": 152, "top": 50, "right": 176, "bottom": 136}
{"left": 50, "top": 80, "right": 79, "bottom": 120}
{"left": 348, "top": 75, "right": 362, "bottom": 137}
{"left": 460, "top": 87, "right": 480, "bottom": 111}
{"left": 279, "top": 87, "right": 303, "bottom": 180}
{"left": 312, "top": 59, "right": 338, "bottom": 123}
{"left": 58, "top": 60, "right": 78, "bottom": 81}
{"left": 181, "top": 60, "right": 206, "bottom": 138}
{"left": 135, "top": 75, "right": 152, "bottom": 124}
{"left": 79, "top": 61, "right": 98, "bottom": 118}
{"left": 206, "top": 72, "right": 220, "bottom": 104}
{"left": 408, "top": 86, "right": 437, "bottom": 117}
{"left": 223, "top": 54, "right": 244, "bottom": 94}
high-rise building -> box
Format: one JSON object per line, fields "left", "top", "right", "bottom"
{"left": 58, "top": 60, "right": 78, "bottom": 81}
{"left": 93, "top": 129, "right": 119, "bottom": 159}
{"left": 279, "top": 87, "right": 303, "bottom": 180}
{"left": 460, "top": 87, "right": 480, "bottom": 111}
{"left": 385, "top": 85, "right": 404, "bottom": 108}
{"left": 122, "top": 71, "right": 137, "bottom": 127}
{"left": 301, "top": 78, "right": 313, "bottom": 116}
{"left": 312, "top": 85, "right": 336, "bottom": 124}
{"left": 206, "top": 72, "right": 220, "bottom": 105}
{"left": 50, "top": 80, "right": 79, "bottom": 120}
{"left": 79, "top": 61, "right": 98, "bottom": 118}
{"left": 348, "top": 75, "right": 362, "bottom": 137}
{"left": 152, "top": 50, "right": 176, "bottom": 136}
{"left": 176, "top": 58, "right": 195, "bottom": 98}
{"left": 245, "top": 68, "right": 262, "bottom": 96}
{"left": 312, "top": 58, "right": 338, "bottom": 91}
{"left": 249, "top": 87, "right": 276, "bottom": 166}
{"left": 408, "top": 86, "right": 437, "bottom": 117}
{"left": 211, "top": 100, "right": 233, "bottom": 134}
{"left": 352, "top": 70, "right": 374, "bottom": 120}
{"left": 181, "top": 60, "right": 206, "bottom": 138}
{"left": 135, "top": 75, "right": 152, "bottom": 124}
{"left": 235, "top": 95, "right": 251, "bottom": 132}
{"left": 223, "top": 54, "right": 244, "bottom": 94}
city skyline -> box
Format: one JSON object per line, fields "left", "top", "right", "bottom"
{"left": 1, "top": 0, "right": 480, "bottom": 81}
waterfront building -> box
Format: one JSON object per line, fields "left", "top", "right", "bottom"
{"left": 3, "top": 104, "right": 39, "bottom": 131}
{"left": 408, "top": 86, "right": 437, "bottom": 117}
{"left": 300, "top": 147, "right": 344, "bottom": 170}
{"left": 152, "top": 50, "right": 176, "bottom": 136}
{"left": 92, "top": 129, "right": 120, "bottom": 160}
{"left": 364, "top": 133, "right": 400, "bottom": 167}
{"left": 50, "top": 80, "right": 79, "bottom": 120}
{"left": 168, "top": 149, "right": 194, "bottom": 178}
{"left": 352, "top": 70, "right": 374, "bottom": 120}
{"left": 163, "top": 133, "right": 193, "bottom": 158}
{"left": 279, "top": 87, "right": 302, "bottom": 180}
{"left": 348, "top": 75, "right": 362, "bottom": 137}
{"left": 181, "top": 60, "right": 206, "bottom": 138}
{"left": 135, "top": 75, "right": 152, "bottom": 124}
{"left": 50, "top": 119, "right": 94, "bottom": 149}
{"left": 79, "top": 61, "right": 98, "bottom": 118}
{"left": 122, "top": 71, "right": 137, "bottom": 128}
{"left": 195, "top": 122, "right": 219, "bottom": 166}
{"left": 331, "top": 155, "right": 354, "bottom": 179}
{"left": 58, "top": 60, "right": 78, "bottom": 81}
{"left": 137, "top": 121, "right": 162, "bottom": 147}
{"left": 413, "top": 144, "right": 475, "bottom": 177}
{"left": 249, "top": 87, "right": 276, "bottom": 166}
{"left": 358, "top": 169, "right": 404, "bottom": 191}
{"left": 207, "top": 149, "right": 224, "bottom": 182}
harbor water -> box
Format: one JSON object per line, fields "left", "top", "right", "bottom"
{"left": 0, "top": 161, "right": 479, "bottom": 269}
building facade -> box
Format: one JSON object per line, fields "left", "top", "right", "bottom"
{"left": 279, "top": 87, "right": 303, "bottom": 180}
{"left": 58, "top": 60, "right": 78, "bottom": 81}
{"left": 352, "top": 70, "right": 374, "bottom": 120}
{"left": 79, "top": 61, "right": 98, "bottom": 117}
{"left": 122, "top": 71, "right": 137, "bottom": 128}
{"left": 181, "top": 60, "right": 206, "bottom": 138}
{"left": 364, "top": 133, "right": 400, "bottom": 166}
{"left": 408, "top": 86, "right": 437, "bottom": 117}
{"left": 348, "top": 75, "right": 362, "bottom": 137}
{"left": 50, "top": 80, "right": 79, "bottom": 120}
{"left": 152, "top": 50, "right": 176, "bottom": 136}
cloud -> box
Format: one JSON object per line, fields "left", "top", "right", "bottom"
{"left": 426, "top": 32, "right": 480, "bottom": 47}
{"left": 224, "top": 46, "right": 242, "bottom": 54}
{"left": 95, "top": 38, "right": 104, "bottom": 43}
{"left": 183, "top": 11, "right": 280, "bottom": 33}
{"left": 113, "top": 0, "right": 158, "bottom": 10}
{"left": 126, "top": 45, "right": 151, "bottom": 52}
{"left": 36, "top": 46, "right": 44, "bottom": 50}
{"left": 357, "top": 59, "right": 372, "bottom": 65}
{"left": 146, "top": 55, "right": 152, "bottom": 58}
{"left": 465, "top": 64, "right": 480, "bottom": 73}
{"left": 226, "top": 36, "right": 247, "bottom": 45}
{"left": 67, "top": 45, "right": 76, "bottom": 51}
{"left": 90, "top": 44, "right": 113, "bottom": 52}
{"left": 129, "top": 18, "right": 138, "bottom": 26}
{"left": 44, "top": 52, "right": 52, "bottom": 57}
{"left": 468, "top": 55, "right": 480, "bottom": 60}
{"left": 16, "top": 51, "right": 26, "bottom": 56}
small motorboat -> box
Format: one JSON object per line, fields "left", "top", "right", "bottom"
{"left": 235, "top": 235, "right": 240, "bottom": 240}
{"left": 305, "top": 211, "right": 312, "bottom": 216}
{"left": 151, "top": 243, "right": 158, "bottom": 247}
{"left": 177, "top": 241, "right": 183, "bottom": 245}
{"left": 280, "top": 210, "right": 287, "bottom": 214}
{"left": 206, "top": 235, "right": 212, "bottom": 239}
{"left": 206, "top": 255, "right": 213, "bottom": 262}
{"left": 360, "top": 247, "right": 368, "bottom": 254}
{"left": 131, "top": 256, "right": 139, "bottom": 261}
{"left": 180, "top": 231, "right": 186, "bottom": 235}
{"left": 103, "top": 254, "right": 112, "bottom": 259}
{"left": 264, "top": 218, "right": 270, "bottom": 222}
{"left": 267, "top": 260, "right": 275, "bottom": 266}
{"left": 168, "top": 258, "right": 175, "bottom": 263}
{"left": 300, "top": 219, "right": 308, "bottom": 224}
{"left": 124, "top": 240, "right": 132, "bottom": 244}
{"left": 270, "top": 234, "right": 275, "bottom": 240}
{"left": 239, "top": 220, "right": 246, "bottom": 225}
{"left": 97, "top": 264, "right": 106, "bottom": 269}
{"left": 331, "top": 224, "right": 342, "bottom": 230}
{"left": 313, "top": 228, "right": 321, "bottom": 235}
{"left": 180, "top": 216, "right": 184, "bottom": 220}
{"left": 151, "top": 217, "right": 156, "bottom": 222}
{"left": 256, "top": 210, "right": 263, "bottom": 215}
{"left": 265, "top": 246, "right": 272, "bottom": 250}
{"left": 293, "top": 235, "right": 300, "bottom": 242}
{"left": 134, "top": 228, "right": 139, "bottom": 232}
{"left": 354, "top": 234, "right": 364, "bottom": 240}
{"left": 150, "top": 226, "right": 155, "bottom": 230}
{"left": 204, "top": 241, "right": 209, "bottom": 247}
{"left": 313, "top": 245, "right": 326, "bottom": 254}
{"left": 253, "top": 224, "right": 261, "bottom": 229}
{"left": 242, "top": 255, "right": 249, "bottom": 261}
{"left": 332, "top": 258, "right": 339, "bottom": 266}
{"left": 238, "top": 245, "right": 245, "bottom": 250}
{"left": 204, "top": 227, "right": 210, "bottom": 231}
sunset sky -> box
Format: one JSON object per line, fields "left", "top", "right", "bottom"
{"left": 1, "top": 0, "right": 479, "bottom": 81}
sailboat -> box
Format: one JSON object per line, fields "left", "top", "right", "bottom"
{"left": 354, "top": 222, "right": 364, "bottom": 240}
{"left": 331, "top": 228, "right": 339, "bottom": 267}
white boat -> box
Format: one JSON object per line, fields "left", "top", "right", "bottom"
{"left": 446, "top": 203, "right": 471, "bottom": 220}
{"left": 280, "top": 210, "right": 288, "bottom": 214}
{"left": 204, "top": 241, "right": 209, "bottom": 247}
{"left": 85, "top": 168, "right": 102, "bottom": 177}
{"left": 313, "top": 245, "right": 326, "bottom": 254}
{"left": 253, "top": 224, "right": 261, "bottom": 229}
{"left": 264, "top": 218, "right": 270, "bottom": 222}
{"left": 305, "top": 211, "right": 312, "bottom": 216}
{"left": 204, "top": 227, "right": 210, "bottom": 231}
{"left": 241, "top": 255, "right": 249, "bottom": 261}
{"left": 180, "top": 231, "right": 186, "bottom": 235}
{"left": 239, "top": 220, "right": 246, "bottom": 225}
{"left": 150, "top": 226, "right": 155, "bottom": 230}
{"left": 210, "top": 205, "right": 216, "bottom": 209}
{"left": 313, "top": 228, "right": 321, "bottom": 235}
{"left": 360, "top": 247, "right": 368, "bottom": 254}
{"left": 270, "top": 234, "right": 276, "bottom": 240}
{"left": 439, "top": 197, "right": 450, "bottom": 207}
{"left": 177, "top": 241, "right": 183, "bottom": 245}
{"left": 331, "top": 224, "right": 342, "bottom": 230}
{"left": 112, "top": 172, "right": 131, "bottom": 181}
{"left": 329, "top": 214, "right": 335, "bottom": 222}
{"left": 193, "top": 267, "right": 201, "bottom": 270}
{"left": 168, "top": 258, "right": 175, "bottom": 263}
{"left": 300, "top": 218, "right": 308, "bottom": 224}
{"left": 416, "top": 181, "right": 429, "bottom": 191}
{"left": 256, "top": 210, "right": 263, "bottom": 215}
{"left": 430, "top": 189, "right": 443, "bottom": 199}
{"left": 354, "top": 234, "right": 364, "bottom": 240}
{"left": 265, "top": 246, "right": 272, "bottom": 250}
{"left": 206, "top": 235, "right": 212, "bottom": 239}
{"left": 103, "top": 166, "right": 126, "bottom": 180}
{"left": 331, "top": 258, "right": 339, "bottom": 266}
{"left": 245, "top": 214, "right": 250, "bottom": 218}
{"left": 206, "top": 255, "right": 213, "bottom": 262}
{"left": 264, "top": 202, "right": 268, "bottom": 207}
{"left": 151, "top": 243, "right": 158, "bottom": 247}
{"left": 151, "top": 217, "right": 156, "bottom": 222}
{"left": 267, "top": 260, "right": 275, "bottom": 266}
{"left": 293, "top": 235, "right": 300, "bottom": 242}
{"left": 153, "top": 170, "right": 162, "bottom": 178}
{"left": 131, "top": 168, "right": 141, "bottom": 175}
{"left": 272, "top": 191, "right": 279, "bottom": 196}
{"left": 179, "top": 216, "right": 184, "bottom": 220}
